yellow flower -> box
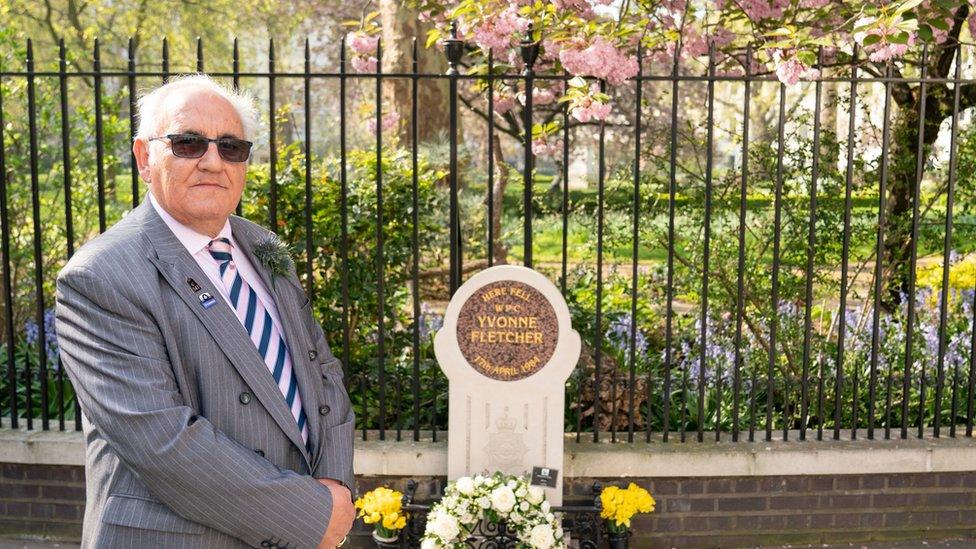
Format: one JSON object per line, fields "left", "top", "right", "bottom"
{"left": 354, "top": 487, "right": 408, "bottom": 532}
{"left": 600, "top": 483, "right": 655, "bottom": 531}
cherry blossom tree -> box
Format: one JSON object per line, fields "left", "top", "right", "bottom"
{"left": 348, "top": 0, "right": 974, "bottom": 302}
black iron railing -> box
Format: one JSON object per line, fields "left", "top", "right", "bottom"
{"left": 0, "top": 30, "right": 974, "bottom": 444}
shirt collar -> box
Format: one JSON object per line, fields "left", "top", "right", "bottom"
{"left": 148, "top": 192, "right": 233, "bottom": 256}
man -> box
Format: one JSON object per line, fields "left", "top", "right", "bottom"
{"left": 55, "top": 74, "right": 355, "bottom": 548}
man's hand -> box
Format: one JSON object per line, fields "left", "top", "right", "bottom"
{"left": 317, "top": 478, "right": 355, "bottom": 549}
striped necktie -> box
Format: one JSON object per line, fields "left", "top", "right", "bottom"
{"left": 208, "top": 237, "right": 309, "bottom": 445}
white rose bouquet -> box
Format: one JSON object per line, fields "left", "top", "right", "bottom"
{"left": 421, "top": 472, "right": 565, "bottom": 548}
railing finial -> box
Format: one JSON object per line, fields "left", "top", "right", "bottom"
{"left": 520, "top": 22, "right": 540, "bottom": 72}
{"left": 444, "top": 20, "right": 464, "bottom": 75}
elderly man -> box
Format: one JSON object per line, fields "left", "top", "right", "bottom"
{"left": 55, "top": 74, "right": 355, "bottom": 548}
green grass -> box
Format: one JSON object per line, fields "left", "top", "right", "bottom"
{"left": 464, "top": 179, "right": 976, "bottom": 266}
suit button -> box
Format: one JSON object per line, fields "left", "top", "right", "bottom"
{"left": 255, "top": 449, "right": 265, "bottom": 457}
{"left": 239, "top": 392, "right": 252, "bottom": 405}
{"left": 308, "top": 350, "right": 317, "bottom": 360}
{"left": 318, "top": 405, "right": 331, "bottom": 416}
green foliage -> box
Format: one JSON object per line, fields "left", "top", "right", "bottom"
{"left": 1, "top": 27, "right": 132, "bottom": 403}
{"left": 242, "top": 142, "right": 449, "bottom": 432}
{"left": 0, "top": 342, "right": 77, "bottom": 426}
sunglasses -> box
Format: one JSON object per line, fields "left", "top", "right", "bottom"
{"left": 148, "top": 133, "right": 253, "bottom": 163}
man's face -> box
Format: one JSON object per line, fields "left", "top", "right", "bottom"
{"left": 134, "top": 87, "right": 247, "bottom": 236}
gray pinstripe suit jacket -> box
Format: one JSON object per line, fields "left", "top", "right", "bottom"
{"left": 55, "top": 199, "right": 355, "bottom": 548}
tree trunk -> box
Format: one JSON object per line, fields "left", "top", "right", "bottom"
{"left": 882, "top": 85, "right": 948, "bottom": 307}
{"left": 379, "top": 0, "right": 450, "bottom": 144}
{"left": 819, "top": 76, "right": 840, "bottom": 172}
{"left": 490, "top": 132, "right": 510, "bottom": 265}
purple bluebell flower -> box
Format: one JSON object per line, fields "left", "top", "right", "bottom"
{"left": 606, "top": 313, "right": 648, "bottom": 359}
{"left": 24, "top": 308, "right": 59, "bottom": 366}
{"left": 418, "top": 302, "right": 444, "bottom": 340}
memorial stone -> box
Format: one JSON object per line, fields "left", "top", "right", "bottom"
{"left": 434, "top": 265, "right": 581, "bottom": 505}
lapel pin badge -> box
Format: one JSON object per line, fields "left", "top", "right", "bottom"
{"left": 186, "top": 277, "right": 202, "bottom": 292}
{"left": 199, "top": 292, "right": 217, "bottom": 309}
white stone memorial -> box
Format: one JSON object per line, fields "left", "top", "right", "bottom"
{"left": 434, "top": 265, "right": 581, "bottom": 505}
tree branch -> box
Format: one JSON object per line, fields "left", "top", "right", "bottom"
{"left": 935, "top": 3, "right": 970, "bottom": 79}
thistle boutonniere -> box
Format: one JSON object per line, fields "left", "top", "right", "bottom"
{"left": 253, "top": 234, "right": 295, "bottom": 290}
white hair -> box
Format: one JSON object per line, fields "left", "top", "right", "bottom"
{"left": 135, "top": 74, "right": 258, "bottom": 141}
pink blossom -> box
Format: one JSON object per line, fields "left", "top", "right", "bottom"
{"left": 348, "top": 32, "right": 378, "bottom": 55}
{"left": 682, "top": 30, "right": 709, "bottom": 58}
{"left": 775, "top": 57, "right": 805, "bottom": 86}
{"left": 558, "top": 36, "right": 639, "bottom": 86}
{"left": 774, "top": 55, "right": 819, "bottom": 86}
{"left": 519, "top": 87, "right": 556, "bottom": 106}
{"left": 541, "top": 38, "right": 563, "bottom": 62}
{"left": 552, "top": 0, "right": 596, "bottom": 18}
{"left": 868, "top": 43, "right": 910, "bottom": 63}
{"left": 366, "top": 112, "right": 401, "bottom": 134}
{"left": 470, "top": 6, "right": 531, "bottom": 52}
{"left": 531, "top": 137, "right": 562, "bottom": 157}
{"left": 800, "top": 0, "right": 830, "bottom": 7}
{"left": 931, "top": 16, "right": 954, "bottom": 44}
{"left": 710, "top": 26, "right": 736, "bottom": 48}
{"left": 853, "top": 15, "right": 916, "bottom": 62}
{"left": 493, "top": 94, "right": 516, "bottom": 115}
{"left": 351, "top": 55, "right": 377, "bottom": 73}
{"left": 571, "top": 99, "right": 612, "bottom": 123}
{"left": 738, "top": 0, "right": 790, "bottom": 21}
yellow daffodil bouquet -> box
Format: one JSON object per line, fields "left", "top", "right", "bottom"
{"left": 355, "top": 486, "right": 408, "bottom": 540}
{"left": 599, "top": 483, "right": 656, "bottom": 534}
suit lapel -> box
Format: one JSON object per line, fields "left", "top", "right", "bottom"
{"left": 230, "top": 218, "right": 323, "bottom": 459}
{"left": 139, "top": 202, "right": 310, "bottom": 463}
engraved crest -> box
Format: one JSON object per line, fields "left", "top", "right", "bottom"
{"left": 485, "top": 409, "right": 528, "bottom": 470}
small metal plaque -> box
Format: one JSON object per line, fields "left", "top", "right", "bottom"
{"left": 531, "top": 466, "right": 558, "bottom": 488}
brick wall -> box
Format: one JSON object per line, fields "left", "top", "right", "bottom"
{"left": 3, "top": 464, "right": 976, "bottom": 547}
{"left": 0, "top": 463, "right": 86, "bottom": 541}
{"left": 564, "top": 472, "right": 976, "bottom": 547}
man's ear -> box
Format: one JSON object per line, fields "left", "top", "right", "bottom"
{"left": 133, "top": 138, "right": 151, "bottom": 183}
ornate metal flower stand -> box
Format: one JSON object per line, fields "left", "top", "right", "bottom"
{"left": 379, "top": 480, "right": 611, "bottom": 548}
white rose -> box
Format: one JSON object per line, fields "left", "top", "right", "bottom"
{"left": 541, "top": 501, "right": 550, "bottom": 513}
{"left": 478, "top": 496, "right": 491, "bottom": 509}
{"left": 527, "top": 486, "right": 545, "bottom": 505}
{"left": 529, "top": 524, "right": 556, "bottom": 549}
{"left": 519, "top": 501, "right": 529, "bottom": 512}
{"left": 490, "top": 486, "right": 517, "bottom": 513}
{"left": 545, "top": 512, "right": 554, "bottom": 522}
{"left": 507, "top": 480, "right": 517, "bottom": 489}
{"left": 474, "top": 475, "right": 485, "bottom": 485}
{"left": 421, "top": 538, "right": 439, "bottom": 549}
{"left": 426, "top": 510, "right": 461, "bottom": 541}
{"left": 455, "top": 476, "right": 475, "bottom": 496}
{"left": 516, "top": 486, "right": 527, "bottom": 497}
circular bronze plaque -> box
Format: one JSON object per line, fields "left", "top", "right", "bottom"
{"left": 456, "top": 280, "right": 558, "bottom": 381}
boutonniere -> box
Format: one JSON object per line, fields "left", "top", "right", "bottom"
{"left": 253, "top": 234, "right": 295, "bottom": 290}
